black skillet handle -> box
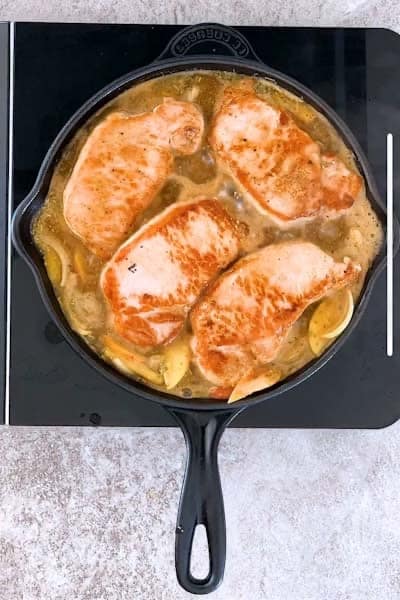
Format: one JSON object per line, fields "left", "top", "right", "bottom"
{"left": 167, "top": 406, "right": 242, "bottom": 595}
{"left": 156, "top": 23, "right": 262, "bottom": 63}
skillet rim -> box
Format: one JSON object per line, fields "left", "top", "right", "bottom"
{"left": 11, "top": 55, "right": 398, "bottom": 412}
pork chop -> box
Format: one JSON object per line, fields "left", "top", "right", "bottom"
{"left": 209, "top": 83, "right": 362, "bottom": 225}
{"left": 191, "top": 240, "right": 361, "bottom": 386}
{"left": 64, "top": 99, "right": 204, "bottom": 259}
{"left": 101, "top": 198, "right": 242, "bottom": 347}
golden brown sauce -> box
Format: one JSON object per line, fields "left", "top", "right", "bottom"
{"left": 33, "top": 71, "right": 383, "bottom": 400}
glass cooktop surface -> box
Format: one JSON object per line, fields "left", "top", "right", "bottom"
{"left": 2, "top": 22, "right": 399, "bottom": 426}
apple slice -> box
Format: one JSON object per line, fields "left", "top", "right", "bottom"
{"left": 228, "top": 367, "right": 281, "bottom": 404}
{"left": 163, "top": 336, "right": 191, "bottom": 390}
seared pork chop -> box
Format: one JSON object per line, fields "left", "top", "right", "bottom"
{"left": 101, "top": 198, "right": 242, "bottom": 347}
{"left": 64, "top": 99, "right": 204, "bottom": 259}
{"left": 210, "top": 83, "right": 362, "bottom": 225}
{"left": 191, "top": 240, "right": 361, "bottom": 386}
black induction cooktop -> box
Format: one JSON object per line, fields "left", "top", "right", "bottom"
{"left": 1, "top": 22, "right": 399, "bottom": 427}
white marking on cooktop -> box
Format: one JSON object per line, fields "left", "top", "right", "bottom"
{"left": 5, "top": 22, "right": 15, "bottom": 425}
{"left": 387, "top": 133, "right": 393, "bottom": 357}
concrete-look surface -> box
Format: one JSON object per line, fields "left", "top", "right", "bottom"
{"left": 1, "top": 1, "right": 400, "bottom": 599}
{"left": 1, "top": 425, "right": 400, "bottom": 600}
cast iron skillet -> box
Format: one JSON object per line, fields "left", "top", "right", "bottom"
{"left": 12, "top": 23, "right": 399, "bottom": 595}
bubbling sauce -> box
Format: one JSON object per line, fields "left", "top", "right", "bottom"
{"left": 33, "top": 71, "right": 383, "bottom": 400}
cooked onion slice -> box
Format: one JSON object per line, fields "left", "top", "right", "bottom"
{"left": 44, "top": 247, "right": 62, "bottom": 286}
{"left": 228, "top": 366, "right": 281, "bottom": 403}
{"left": 185, "top": 85, "right": 200, "bottom": 101}
{"left": 62, "top": 273, "right": 104, "bottom": 334}
{"left": 41, "top": 235, "right": 72, "bottom": 286}
{"left": 73, "top": 249, "right": 87, "bottom": 281}
{"left": 102, "top": 335, "right": 163, "bottom": 385}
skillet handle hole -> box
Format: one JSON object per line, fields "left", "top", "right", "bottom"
{"left": 190, "top": 524, "right": 210, "bottom": 580}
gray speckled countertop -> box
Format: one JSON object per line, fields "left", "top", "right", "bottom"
{"left": 1, "top": 2, "right": 400, "bottom": 599}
